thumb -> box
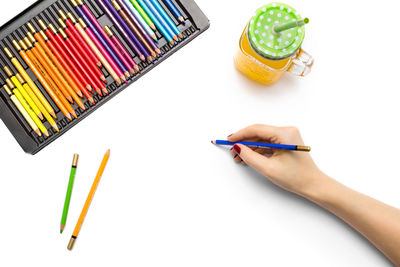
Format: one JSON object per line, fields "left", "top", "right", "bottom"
{"left": 233, "top": 144, "right": 271, "bottom": 176}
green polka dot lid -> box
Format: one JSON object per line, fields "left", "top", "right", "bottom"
{"left": 248, "top": 3, "right": 308, "bottom": 60}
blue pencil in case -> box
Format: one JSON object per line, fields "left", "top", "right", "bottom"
{"left": 136, "top": 0, "right": 175, "bottom": 43}
{"left": 150, "top": 0, "right": 183, "bottom": 38}
{"left": 143, "top": 0, "right": 178, "bottom": 41}
{"left": 163, "top": 0, "right": 185, "bottom": 24}
{"left": 211, "top": 140, "right": 311, "bottom": 152}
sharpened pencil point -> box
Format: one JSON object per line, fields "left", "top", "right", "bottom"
{"left": 211, "top": 140, "right": 216, "bottom": 144}
{"left": 38, "top": 113, "right": 44, "bottom": 120}
{"left": 50, "top": 111, "right": 57, "bottom": 119}
{"left": 77, "top": 91, "right": 83, "bottom": 98}
{"left": 35, "top": 129, "right": 42, "bottom": 136}
{"left": 140, "top": 55, "right": 145, "bottom": 61}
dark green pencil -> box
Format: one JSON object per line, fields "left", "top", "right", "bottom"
{"left": 60, "top": 154, "right": 79, "bottom": 234}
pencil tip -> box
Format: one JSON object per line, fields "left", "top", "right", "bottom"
{"left": 38, "top": 113, "right": 44, "bottom": 120}
{"left": 211, "top": 140, "right": 216, "bottom": 145}
{"left": 106, "top": 149, "right": 110, "bottom": 155}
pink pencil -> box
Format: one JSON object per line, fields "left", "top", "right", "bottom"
{"left": 104, "top": 26, "right": 140, "bottom": 75}
{"left": 78, "top": 18, "right": 127, "bottom": 83}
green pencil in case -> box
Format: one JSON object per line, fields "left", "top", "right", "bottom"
{"left": 60, "top": 154, "right": 79, "bottom": 234}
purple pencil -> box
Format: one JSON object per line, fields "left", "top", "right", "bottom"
{"left": 104, "top": 25, "right": 140, "bottom": 74}
{"left": 75, "top": 0, "right": 133, "bottom": 76}
{"left": 95, "top": 0, "right": 146, "bottom": 61}
{"left": 116, "top": 0, "right": 161, "bottom": 56}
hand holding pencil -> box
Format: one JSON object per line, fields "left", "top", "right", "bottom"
{"left": 219, "top": 124, "right": 321, "bottom": 196}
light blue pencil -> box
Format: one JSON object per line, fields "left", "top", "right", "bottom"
{"left": 123, "top": 0, "right": 157, "bottom": 41}
{"left": 136, "top": 0, "right": 175, "bottom": 42}
{"left": 149, "top": 0, "right": 182, "bottom": 38}
{"left": 142, "top": 0, "right": 177, "bottom": 40}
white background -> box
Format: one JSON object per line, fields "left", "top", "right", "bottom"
{"left": 0, "top": 0, "right": 398, "bottom": 266}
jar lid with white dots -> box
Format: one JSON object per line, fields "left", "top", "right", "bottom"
{"left": 248, "top": 3, "right": 306, "bottom": 60}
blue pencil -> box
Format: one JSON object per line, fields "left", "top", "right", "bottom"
{"left": 137, "top": 0, "right": 176, "bottom": 43}
{"left": 150, "top": 0, "right": 183, "bottom": 38}
{"left": 211, "top": 140, "right": 311, "bottom": 152}
{"left": 123, "top": 0, "right": 157, "bottom": 41}
{"left": 162, "top": 0, "right": 185, "bottom": 24}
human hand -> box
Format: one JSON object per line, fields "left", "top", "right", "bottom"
{"left": 228, "top": 124, "right": 325, "bottom": 197}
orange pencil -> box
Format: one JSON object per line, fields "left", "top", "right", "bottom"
{"left": 27, "top": 23, "right": 84, "bottom": 99}
{"left": 67, "top": 149, "right": 111, "bottom": 250}
{"left": 15, "top": 40, "right": 71, "bottom": 121}
{"left": 26, "top": 32, "right": 85, "bottom": 111}
{"left": 23, "top": 38, "right": 77, "bottom": 119}
{"left": 25, "top": 33, "right": 72, "bottom": 103}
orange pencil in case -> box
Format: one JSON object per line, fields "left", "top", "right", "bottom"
{"left": 26, "top": 32, "right": 85, "bottom": 111}
{"left": 23, "top": 37, "right": 78, "bottom": 119}
{"left": 27, "top": 23, "right": 84, "bottom": 99}
{"left": 15, "top": 39, "right": 72, "bottom": 121}
{"left": 234, "top": 3, "right": 313, "bottom": 85}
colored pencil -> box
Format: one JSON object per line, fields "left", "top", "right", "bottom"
{"left": 58, "top": 17, "right": 106, "bottom": 86}
{"left": 28, "top": 23, "right": 93, "bottom": 105}
{"left": 23, "top": 37, "right": 78, "bottom": 119}
{"left": 3, "top": 47, "right": 57, "bottom": 120}
{"left": 60, "top": 154, "right": 79, "bottom": 234}
{"left": 59, "top": 10, "right": 101, "bottom": 68}
{"left": 74, "top": 16, "right": 121, "bottom": 85}
{"left": 104, "top": 26, "right": 140, "bottom": 74}
{"left": 123, "top": 0, "right": 157, "bottom": 41}
{"left": 150, "top": 0, "right": 182, "bottom": 38}
{"left": 39, "top": 20, "right": 93, "bottom": 94}
{"left": 2, "top": 84, "right": 42, "bottom": 136}
{"left": 163, "top": 0, "right": 185, "bottom": 24}
{"left": 96, "top": 0, "right": 146, "bottom": 62}
{"left": 53, "top": 24, "right": 103, "bottom": 96}
{"left": 116, "top": 0, "right": 161, "bottom": 56}
{"left": 136, "top": 0, "right": 175, "bottom": 43}
{"left": 211, "top": 140, "right": 311, "bottom": 152}
{"left": 73, "top": 0, "right": 131, "bottom": 79}
{"left": 26, "top": 32, "right": 73, "bottom": 104}
{"left": 143, "top": 0, "right": 178, "bottom": 41}
{"left": 27, "top": 31, "right": 86, "bottom": 110}
{"left": 3, "top": 66, "right": 42, "bottom": 120}
{"left": 5, "top": 78, "right": 49, "bottom": 136}
{"left": 57, "top": 25, "right": 105, "bottom": 96}
{"left": 130, "top": 0, "right": 156, "bottom": 30}
{"left": 67, "top": 149, "right": 111, "bottom": 250}
{"left": 113, "top": 0, "right": 155, "bottom": 60}
{"left": 72, "top": 0, "right": 128, "bottom": 82}
{"left": 17, "top": 39, "right": 72, "bottom": 121}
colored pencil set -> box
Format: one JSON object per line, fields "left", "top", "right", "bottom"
{"left": 0, "top": 0, "right": 209, "bottom": 154}
{"left": 61, "top": 150, "right": 111, "bottom": 250}
{"left": 0, "top": 0, "right": 187, "bottom": 138}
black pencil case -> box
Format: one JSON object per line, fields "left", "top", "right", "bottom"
{"left": 0, "top": 0, "right": 209, "bottom": 154}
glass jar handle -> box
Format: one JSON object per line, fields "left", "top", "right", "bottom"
{"left": 287, "top": 48, "right": 314, "bottom": 77}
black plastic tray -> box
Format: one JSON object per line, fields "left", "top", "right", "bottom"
{"left": 0, "top": 0, "right": 209, "bottom": 154}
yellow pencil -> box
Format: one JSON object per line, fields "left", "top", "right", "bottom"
{"left": 2, "top": 85, "right": 41, "bottom": 136}
{"left": 16, "top": 73, "right": 60, "bottom": 132}
{"left": 3, "top": 66, "right": 43, "bottom": 120}
{"left": 68, "top": 149, "right": 111, "bottom": 250}
{"left": 4, "top": 46, "right": 56, "bottom": 119}
{"left": 5, "top": 80, "right": 49, "bottom": 137}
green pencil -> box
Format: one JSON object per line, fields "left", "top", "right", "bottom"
{"left": 130, "top": 0, "right": 156, "bottom": 30}
{"left": 60, "top": 154, "right": 79, "bottom": 234}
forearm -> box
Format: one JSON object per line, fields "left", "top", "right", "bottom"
{"left": 304, "top": 174, "right": 400, "bottom": 265}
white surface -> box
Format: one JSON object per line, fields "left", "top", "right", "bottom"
{"left": 0, "top": 0, "right": 398, "bottom": 266}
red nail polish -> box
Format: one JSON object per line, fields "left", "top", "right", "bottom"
{"left": 233, "top": 144, "right": 241, "bottom": 154}
{"left": 227, "top": 134, "right": 233, "bottom": 138}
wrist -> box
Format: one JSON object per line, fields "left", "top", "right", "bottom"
{"left": 301, "top": 171, "right": 338, "bottom": 204}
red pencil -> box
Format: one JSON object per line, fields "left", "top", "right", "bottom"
{"left": 58, "top": 16, "right": 106, "bottom": 84}
{"left": 61, "top": 11, "right": 101, "bottom": 68}
{"left": 39, "top": 20, "right": 93, "bottom": 94}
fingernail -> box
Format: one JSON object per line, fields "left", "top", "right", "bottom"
{"left": 227, "top": 134, "right": 233, "bottom": 138}
{"left": 233, "top": 144, "right": 241, "bottom": 154}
